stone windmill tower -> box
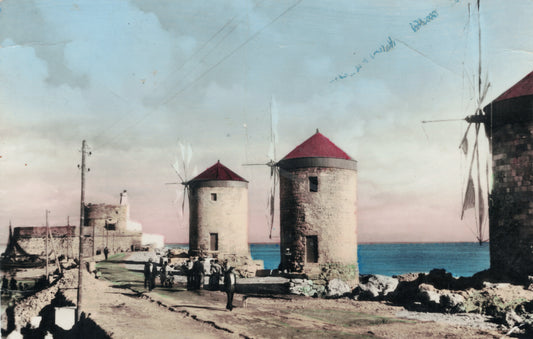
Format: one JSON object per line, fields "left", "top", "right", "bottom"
{"left": 184, "top": 161, "right": 250, "bottom": 258}
{"left": 482, "top": 71, "right": 533, "bottom": 280}
{"left": 276, "top": 130, "right": 359, "bottom": 286}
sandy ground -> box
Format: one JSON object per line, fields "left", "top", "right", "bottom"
{"left": 2, "top": 252, "right": 516, "bottom": 338}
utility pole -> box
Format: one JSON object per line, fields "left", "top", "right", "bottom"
{"left": 45, "top": 210, "right": 50, "bottom": 279}
{"left": 77, "top": 140, "right": 90, "bottom": 322}
{"left": 67, "top": 216, "right": 71, "bottom": 259}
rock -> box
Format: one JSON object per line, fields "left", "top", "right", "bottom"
{"left": 504, "top": 310, "right": 524, "bottom": 328}
{"left": 425, "top": 269, "right": 455, "bottom": 289}
{"left": 356, "top": 275, "right": 399, "bottom": 300}
{"left": 418, "top": 283, "right": 440, "bottom": 305}
{"left": 6, "top": 329, "right": 23, "bottom": 339}
{"left": 326, "top": 279, "right": 351, "bottom": 298}
{"left": 289, "top": 279, "right": 326, "bottom": 297}
{"left": 440, "top": 292, "right": 466, "bottom": 313}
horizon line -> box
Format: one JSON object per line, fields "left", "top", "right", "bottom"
{"left": 166, "top": 240, "right": 489, "bottom": 245}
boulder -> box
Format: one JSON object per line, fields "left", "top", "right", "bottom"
{"left": 418, "top": 283, "right": 440, "bottom": 304}
{"left": 440, "top": 292, "right": 466, "bottom": 313}
{"left": 356, "top": 274, "right": 399, "bottom": 300}
{"left": 326, "top": 279, "right": 351, "bottom": 298}
{"left": 504, "top": 310, "right": 524, "bottom": 328}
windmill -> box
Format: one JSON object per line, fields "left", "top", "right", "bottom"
{"left": 458, "top": 0, "right": 492, "bottom": 245}
{"left": 243, "top": 96, "right": 280, "bottom": 239}
{"left": 166, "top": 141, "right": 197, "bottom": 228}
{"left": 423, "top": 0, "right": 491, "bottom": 245}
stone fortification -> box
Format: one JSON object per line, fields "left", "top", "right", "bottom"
{"left": 13, "top": 226, "right": 77, "bottom": 259}
{"left": 82, "top": 203, "right": 141, "bottom": 256}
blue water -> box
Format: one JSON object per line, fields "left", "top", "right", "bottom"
{"left": 168, "top": 242, "right": 490, "bottom": 277}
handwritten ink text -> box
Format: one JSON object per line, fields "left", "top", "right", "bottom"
{"left": 331, "top": 36, "right": 396, "bottom": 82}
{"left": 410, "top": 10, "right": 438, "bottom": 32}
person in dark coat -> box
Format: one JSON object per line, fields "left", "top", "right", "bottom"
{"left": 184, "top": 259, "right": 193, "bottom": 290}
{"left": 144, "top": 258, "right": 153, "bottom": 289}
{"left": 223, "top": 267, "right": 236, "bottom": 311}
{"left": 6, "top": 301, "right": 15, "bottom": 334}
{"left": 9, "top": 276, "right": 17, "bottom": 291}
{"left": 104, "top": 247, "right": 109, "bottom": 260}
{"left": 193, "top": 258, "right": 205, "bottom": 290}
{"left": 150, "top": 260, "right": 158, "bottom": 290}
{"left": 1, "top": 276, "right": 8, "bottom": 292}
{"left": 209, "top": 260, "right": 222, "bottom": 291}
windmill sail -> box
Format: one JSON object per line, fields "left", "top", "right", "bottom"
{"left": 242, "top": 96, "right": 280, "bottom": 239}
{"left": 457, "top": 0, "right": 491, "bottom": 244}
{"left": 461, "top": 176, "right": 475, "bottom": 218}
{"left": 166, "top": 141, "right": 196, "bottom": 228}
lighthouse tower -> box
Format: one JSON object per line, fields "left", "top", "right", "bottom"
{"left": 185, "top": 161, "right": 250, "bottom": 258}
{"left": 277, "top": 131, "right": 358, "bottom": 286}
{"left": 485, "top": 71, "right": 533, "bottom": 280}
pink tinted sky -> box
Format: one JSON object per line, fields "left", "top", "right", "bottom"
{"left": 1, "top": 0, "right": 533, "bottom": 244}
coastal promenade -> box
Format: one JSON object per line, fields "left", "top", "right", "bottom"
{"left": 2, "top": 252, "right": 509, "bottom": 338}
{"left": 82, "top": 252, "right": 505, "bottom": 338}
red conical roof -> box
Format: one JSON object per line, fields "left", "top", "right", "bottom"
{"left": 493, "top": 70, "right": 533, "bottom": 102}
{"left": 189, "top": 161, "right": 247, "bottom": 182}
{"left": 281, "top": 131, "right": 353, "bottom": 160}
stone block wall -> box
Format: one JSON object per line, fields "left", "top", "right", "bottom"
{"left": 14, "top": 226, "right": 78, "bottom": 259}
{"left": 84, "top": 203, "right": 128, "bottom": 231}
{"left": 279, "top": 166, "right": 358, "bottom": 287}
{"left": 80, "top": 233, "right": 141, "bottom": 257}
{"left": 81, "top": 203, "right": 140, "bottom": 256}
{"left": 188, "top": 181, "right": 249, "bottom": 258}
{"left": 489, "top": 120, "right": 533, "bottom": 279}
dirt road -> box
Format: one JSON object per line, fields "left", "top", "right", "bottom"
{"left": 77, "top": 253, "right": 507, "bottom": 338}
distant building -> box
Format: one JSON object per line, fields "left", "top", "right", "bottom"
{"left": 277, "top": 131, "right": 359, "bottom": 287}
{"left": 484, "top": 71, "right": 533, "bottom": 280}
{"left": 185, "top": 161, "right": 250, "bottom": 258}
{"left": 83, "top": 190, "right": 142, "bottom": 255}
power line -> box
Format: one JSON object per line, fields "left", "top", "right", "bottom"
{"left": 163, "top": 0, "right": 303, "bottom": 106}
{"left": 95, "top": 1, "right": 302, "bottom": 149}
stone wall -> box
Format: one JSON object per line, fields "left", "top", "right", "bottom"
{"left": 79, "top": 233, "right": 142, "bottom": 257}
{"left": 279, "top": 165, "right": 358, "bottom": 287}
{"left": 84, "top": 203, "right": 128, "bottom": 231}
{"left": 188, "top": 181, "right": 249, "bottom": 258}
{"left": 14, "top": 226, "right": 78, "bottom": 259}
{"left": 82, "top": 203, "right": 140, "bottom": 256}
{"left": 489, "top": 120, "right": 533, "bottom": 279}
{"left": 12, "top": 225, "right": 140, "bottom": 259}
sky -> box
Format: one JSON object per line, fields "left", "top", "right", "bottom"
{"left": 1, "top": 0, "right": 532, "bottom": 244}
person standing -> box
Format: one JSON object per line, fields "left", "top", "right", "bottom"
{"left": 160, "top": 261, "right": 168, "bottom": 287}
{"left": 1, "top": 276, "right": 8, "bottom": 293}
{"left": 104, "top": 247, "right": 109, "bottom": 261}
{"left": 193, "top": 258, "right": 204, "bottom": 290}
{"left": 223, "top": 267, "right": 236, "bottom": 311}
{"left": 209, "top": 260, "right": 222, "bottom": 291}
{"left": 144, "top": 258, "right": 153, "bottom": 290}
{"left": 150, "top": 259, "right": 158, "bottom": 290}
{"left": 185, "top": 259, "right": 193, "bottom": 290}
{"left": 6, "top": 301, "right": 15, "bottom": 335}
{"left": 9, "top": 276, "right": 17, "bottom": 291}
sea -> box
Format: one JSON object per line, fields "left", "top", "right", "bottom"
{"left": 168, "top": 242, "right": 490, "bottom": 277}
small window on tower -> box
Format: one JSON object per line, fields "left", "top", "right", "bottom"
{"left": 211, "top": 193, "right": 217, "bottom": 201}
{"left": 309, "top": 176, "right": 318, "bottom": 192}
{"left": 105, "top": 223, "right": 116, "bottom": 231}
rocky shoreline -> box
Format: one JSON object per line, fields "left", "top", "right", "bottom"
{"left": 289, "top": 268, "right": 533, "bottom": 336}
